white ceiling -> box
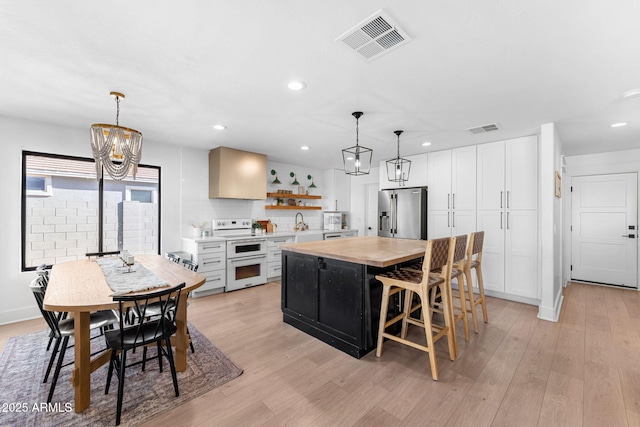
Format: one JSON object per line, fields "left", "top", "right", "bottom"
{"left": 1, "top": 1, "right": 639, "bottom": 170}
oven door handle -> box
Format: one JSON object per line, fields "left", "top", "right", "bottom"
{"left": 229, "top": 255, "right": 266, "bottom": 263}
{"left": 229, "top": 239, "right": 266, "bottom": 245}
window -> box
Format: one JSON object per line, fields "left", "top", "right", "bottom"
{"left": 21, "top": 151, "right": 161, "bottom": 271}
{"left": 26, "top": 175, "right": 52, "bottom": 196}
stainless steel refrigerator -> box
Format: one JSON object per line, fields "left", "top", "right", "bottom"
{"left": 378, "top": 187, "right": 428, "bottom": 239}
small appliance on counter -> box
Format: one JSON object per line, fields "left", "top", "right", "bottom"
{"left": 323, "top": 211, "right": 347, "bottom": 231}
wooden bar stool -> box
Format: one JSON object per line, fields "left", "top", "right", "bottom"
{"left": 375, "top": 236, "right": 456, "bottom": 381}
{"left": 464, "top": 231, "right": 488, "bottom": 333}
{"left": 425, "top": 234, "right": 470, "bottom": 344}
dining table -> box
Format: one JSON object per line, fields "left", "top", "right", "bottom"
{"left": 43, "top": 253, "right": 206, "bottom": 413}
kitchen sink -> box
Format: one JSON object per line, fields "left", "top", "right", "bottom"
{"left": 294, "top": 231, "right": 324, "bottom": 243}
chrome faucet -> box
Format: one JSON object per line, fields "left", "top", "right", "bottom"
{"left": 294, "top": 212, "right": 307, "bottom": 231}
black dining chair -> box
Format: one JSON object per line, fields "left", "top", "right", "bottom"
{"left": 104, "top": 283, "right": 185, "bottom": 426}
{"left": 165, "top": 252, "right": 181, "bottom": 263}
{"left": 29, "top": 276, "right": 119, "bottom": 403}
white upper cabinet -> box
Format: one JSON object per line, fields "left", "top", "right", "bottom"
{"left": 379, "top": 153, "right": 428, "bottom": 190}
{"left": 323, "top": 168, "right": 351, "bottom": 211}
{"left": 427, "top": 146, "right": 477, "bottom": 238}
{"left": 506, "top": 135, "right": 538, "bottom": 210}
{"left": 477, "top": 136, "right": 537, "bottom": 211}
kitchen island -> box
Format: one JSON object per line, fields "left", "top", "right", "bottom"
{"left": 280, "top": 236, "right": 428, "bottom": 358}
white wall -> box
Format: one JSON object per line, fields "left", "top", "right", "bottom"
{"left": 537, "top": 123, "right": 564, "bottom": 322}
{"left": 0, "top": 115, "right": 326, "bottom": 324}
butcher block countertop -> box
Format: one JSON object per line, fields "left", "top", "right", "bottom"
{"left": 280, "top": 236, "right": 428, "bottom": 268}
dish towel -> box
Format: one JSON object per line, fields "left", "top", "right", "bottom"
{"left": 96, "top": 257, "right": 169, "bottom": 295}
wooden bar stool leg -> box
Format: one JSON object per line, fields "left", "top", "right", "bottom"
{"left": 439, "top": 280, "right": 457, "bottom": 360}
{"left": 401, "top": 290, "right": 413, "bottom": 339}
{"left": 476, "top": 264, "right": 488, "bottom": 323}
{"left": 419, "top": 287, "right": 439, "bottom": 381}
{"left": 465, "top": 266, "right": 480, "bottom": 333}
{"left": 456, "top": 274, "right": 470, "bottom": 341}
{"left": 376, "top": 283, "right": 392, "bottom": 357}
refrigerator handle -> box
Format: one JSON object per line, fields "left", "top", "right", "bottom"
{"left": 390, "top": 194, "right": 396, "bottom": 235}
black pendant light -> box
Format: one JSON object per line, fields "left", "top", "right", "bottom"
{"left": 342, "top": 111, "right": 373, "bottom": 176}
{"left": 386, "top": 130, "right": 411, "bottom": 184}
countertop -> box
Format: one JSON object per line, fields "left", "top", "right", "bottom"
{"left": 183, "top": 229, "right": 357, "bottom": 243}
{"left": 280, "top": 235, "right": 427, "bottom": 268}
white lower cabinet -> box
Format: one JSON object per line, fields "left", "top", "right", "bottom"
{"left": 267, "top": 235, "right": 294, "bottom": 280}
{"left": 476, "top": 210, "right": 538, "bottom": 299}
{"left": 182, "top": 239, "right": 226, "bottom": 297}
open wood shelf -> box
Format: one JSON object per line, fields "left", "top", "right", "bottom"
{"left": 267, "top": 192, "right": 321, "bottom": 199}
{"left": 265, "top": 205, "right": 322, "bottom": 210}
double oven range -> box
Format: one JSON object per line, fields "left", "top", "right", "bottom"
{"left": 211, "top": 218, "right": 267, "bottom": 292}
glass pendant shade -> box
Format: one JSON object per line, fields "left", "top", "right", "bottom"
{"left": 342, "top": 111, "right": 372, "bottom": 176}
{"left": 386, "top": 130, "right": 411, "bottom": 184}
{"left": 90, "top": 92, "right": 142, "bottom": 180}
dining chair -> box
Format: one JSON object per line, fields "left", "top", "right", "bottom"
{"left": 104, "top": 283, "right": 185, "bottom": 426}
{"left": 85, "top": 251, "right": 121, "bottom": 258}
{"left": 181, "top": 259, "right": 199, "bottom": 272}
{"left": 140, "top": 259, "right": 199, "bottom": 354}
{"left": 165, "top": 252, "right": 181, "bottom": 263}
{"left": 374, "top": 236, "right": 456, "bottom": 380}
{"left": 464, "top": 231, "right": 488, "bottom": 333}
{"left": 29, "top": 276, "right": 119, "bottom": 403}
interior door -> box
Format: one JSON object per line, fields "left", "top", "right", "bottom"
{"left": 571, "top": 173, "right": 638, "bottom": 288}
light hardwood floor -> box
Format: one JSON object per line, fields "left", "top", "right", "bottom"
{"left": 3, "top": 281, "right": 640, "bottom": 426}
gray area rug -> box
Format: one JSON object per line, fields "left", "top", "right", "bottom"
{"left": 0, "top": 323, "right": 242, "bottom": 426}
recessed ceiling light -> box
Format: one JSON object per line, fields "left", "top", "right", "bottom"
{"left": 212, "top": 124, "right": 226, "bottom": 130}
{"left": 622, "top": 89, "right": 640, "bottom": 99}
{"left": 301, "top": 146, "right": 310, "bottom": 150}
{"left": 421, "top": 141, "right": 432, "bottom": 147}
{"left": 287, "top": 81, "right": 306, "bottom": 91}
{"left": 611, "top": 122, "right": 628, "bottom": 128}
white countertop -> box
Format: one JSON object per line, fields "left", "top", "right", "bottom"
{"left": 182, "top": 229, "right": 357, "bottom": 242}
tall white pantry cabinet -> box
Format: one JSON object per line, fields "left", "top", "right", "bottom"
{"left": 427, "top": 145, "right": 477, "bottom": 239}
{"left": 476, "top": 135, "right": 538, "bottom": 299}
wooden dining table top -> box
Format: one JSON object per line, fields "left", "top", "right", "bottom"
{"left": 44, "top": 253, "right": 206, "bottom": 312}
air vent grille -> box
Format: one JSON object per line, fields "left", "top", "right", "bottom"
{"left": 467, "top": 123, "right": 501, "bottom": 134}
{"left": 336, "top": 10, "right": 411, "bottom": 61}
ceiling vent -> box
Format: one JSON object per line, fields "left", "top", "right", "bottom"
{"left": 466, "top": 123, "right": 501, "bottom": 135}
{"left": 336, "top": 10, "right": 411, "bottom": 61}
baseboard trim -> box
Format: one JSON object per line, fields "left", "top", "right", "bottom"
{"left": 537, "top": 290, "right": 563, "bottom": 322}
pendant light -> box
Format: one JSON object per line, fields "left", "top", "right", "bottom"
{"left": 342, "top": 111, "right": 373, "bottom": 176}
{"left": 90, "top": 92, "right": 143, "bottom": 180}
{"left": 386, "top": 130, "right": 411, "bottom": 184}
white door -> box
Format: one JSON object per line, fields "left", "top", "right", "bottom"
{"left": 451, "top": 146, "right": 477, "bottom": 211}
{"left": 505, "top": 210, "right": 539, "bottom": 298}
{"left": 571, "top": 173, "right": 638, "bottom": 288}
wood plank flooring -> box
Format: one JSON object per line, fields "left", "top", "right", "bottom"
{"left": 3, "top": 281, "right": 640, "bottom": 426}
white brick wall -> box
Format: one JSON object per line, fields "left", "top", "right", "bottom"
{"left": 25, "top": 179, "right": 158, "bottom": 267}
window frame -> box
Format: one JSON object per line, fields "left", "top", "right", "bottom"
{"left": 21, "top": 150, "right": 162, "bottom": 272}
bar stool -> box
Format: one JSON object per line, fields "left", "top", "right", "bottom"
{"left": 423, "top": 234, "right": 470, "bottom": 344}
{"left": 375, "top": 236, "right": 456, "bottom": 381}
{"left": 464, "top": 231, "right": 488, "bottom": 333}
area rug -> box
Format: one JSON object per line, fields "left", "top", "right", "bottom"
{"left": 0, "top": 323, "right": 242, "bottom": 426}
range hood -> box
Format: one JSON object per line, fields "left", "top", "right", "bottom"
{"left": 209, "top": 146, "right": 267, "bottom": 200}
